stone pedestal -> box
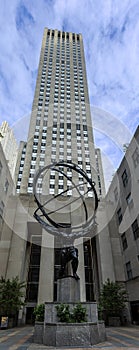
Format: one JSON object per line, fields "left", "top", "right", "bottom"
{"left": 43, "top": 322, "right": 106, "bottom": 347}
{"left": 34, "top": 276, "right": 106, "bottom": 346}
{"left": 57, "top": 277, "right": 80, "bottom": 302}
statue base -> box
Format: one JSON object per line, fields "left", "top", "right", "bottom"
{"left": 57, "top": 276, "right": 80, "bottom": 302}
{"left": 34, "top": 275, "right": 106, "bottom": 346}
{"left": 43, "top": 321, "right": 106, "bottom": 347}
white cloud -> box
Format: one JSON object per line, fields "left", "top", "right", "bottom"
{"left": 0, "top": 0, "right": 139, "bottom": 187}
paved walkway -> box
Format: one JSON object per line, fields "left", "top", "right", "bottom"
{"left": 0, "top": 325, "right": 139, "bottom": 349}
{"left": 0, "top": 326, "right": 33, "bottom": 350}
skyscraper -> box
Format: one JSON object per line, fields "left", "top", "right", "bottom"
{"left": 1, "top": 28, "right": 110, "bottom": 325}
{"left": 16, "top": 28, "right": 102, "bottom": 197}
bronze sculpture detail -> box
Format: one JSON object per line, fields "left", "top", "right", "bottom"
{"left": 59, "top": 246, "right": 80, "bottom": 280}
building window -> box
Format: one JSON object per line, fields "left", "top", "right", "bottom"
{"left": 126, "top": 261, "right": 133, "bottom": 280}
{"left": 26, "top": 239, "right": 41, "bottom": 302}
{"left": 121, "top": 233, "right": 128, "bottom": 250}
{"left": 114, "top": 187, "right": 118, "bottom": 202}
{"left": 36, "top": 119, "right": 40, "bottom": 126}
{"left": 117, "top": 207, "right": 122, "bottom": 224}
{"left": 132, "top": 147, "right": 139, "bottom": 168}
{"left": 50, "top": 184, "right": 55, "bottom": 189}
{"left": 0, "top": 161, "right": 2, "bottom": 175}
{"left": 122, "top": 169, "right": 128, "bottom": 187}
{"left": 59, "top": 185, "right": 63, "bottom": 189}
{"left": 83, "top": 240, "right": 94, "bottom": 301}
{"left": 0, "top": 201, "right": 4, "bottom": 235}
{"left": 0, "top": 201, "right": 4, "bottom": 218}
{"left": 4, "top": 179, "right": 9, "bottom": 193}
{"left": 126, "top": 193, "right": 133, "bottom": 208}
{"left": 54, "top": 244, "right": 66, "bottom": 301}
{"left": 132, "top": 219, "right": 139, "bottom": 240}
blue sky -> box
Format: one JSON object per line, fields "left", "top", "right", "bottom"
{"left": 0, "top": 0, "right": 139, "bottom": 188}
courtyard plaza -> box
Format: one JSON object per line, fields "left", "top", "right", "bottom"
{"left": 0, "top": 325, "right": 139, "bottom": 349}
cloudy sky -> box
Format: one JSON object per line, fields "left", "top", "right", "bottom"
{"left": 0, "top": 0, "right": 139, "bottom": 188}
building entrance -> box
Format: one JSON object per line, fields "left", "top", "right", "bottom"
{"left": 26, "top": 307, "right": 35, "bottom": 325}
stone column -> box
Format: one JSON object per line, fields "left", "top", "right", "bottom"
{"left": 38, "top": 230, "right": 54, "bottom": 303}
{"left": 75, "top": 238, "right": 86, "bottom": 301}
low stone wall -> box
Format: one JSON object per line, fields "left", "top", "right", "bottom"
{"left": 34, "top": 322, "right": 44, "bottom": 344}
{"left": 34, "top": 301, "right": 106, "bottom": 347}
{"left": 34, "top": 321, "right": 106, "bottom": 346}
{"left": 43, "top": 322, "right": 106, "bottom": 347}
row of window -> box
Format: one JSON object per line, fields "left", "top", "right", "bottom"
{"left": 49, "top": 101, "right": 86, "bottom": 109}
{"left": 42, "top": 66, "right": 83, "bottom": 74}
{"left": 16, "top": 145, "right": 27, "bottom": 192}
{"left": 43, "top": 54, "right": 81, "bottom": 63}
{"left": 125, "top": 258, "right": 139, "bottom": 280}
{"left": 38, "top": 97, "right": 85, "bottom": 106}
{"left": 114, "top": 148, "right": 139, "bottom": 201}
{"left": 27, "top": 156, "right": 91, "bottom": 191}
{"left": 121, "top": 218, "right": 139, "bottom": 251}
{"left": 55, "top": 49, "right": 81, "bottom": 56}
{"left": 117, "top": 192, "right": 134, "bottom": 224}
{"left": 40, "top": 79, "right": 84, "bottom": 88}
{"left": 46, "top": 30, "right": 80, "bottom": 42}
{"left": 41, "top": 65, "right": 82, "bottom": 72}
{"left": 41, "top": 74, "right": 83, "bottom": 83}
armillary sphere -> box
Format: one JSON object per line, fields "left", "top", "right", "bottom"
{"left": 33, "top": 161, "right": 98, "bottom": 239}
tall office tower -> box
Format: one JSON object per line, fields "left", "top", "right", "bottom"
{"left": 2, "top": 29, "right": 112, "bottom": 325}
{"left": 16, "top": 28, "right": 100, "bottom": 196}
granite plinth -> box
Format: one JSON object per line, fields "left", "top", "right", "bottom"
{"left": 34, "top": 275, "right": 106, "bottom": 347}
{"left": 34, "top": 322, "right": 44, "bottom": 344}
{"left": 57, "top": 276, "right": 80, "bottom": 302}
{"left": 43, "top": 322, "right": 106, "bottom": 347}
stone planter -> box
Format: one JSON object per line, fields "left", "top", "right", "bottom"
{"left": 34, "top": 321, "right": 44, "bottom": 344}
{"left": 43, "top": 321, "right": 106, "bottom": 347}
{"left": 33, "top": 277, "right": 106, "bottom": 347}
{"left": 45, "top": 301, "right": 98, "bottom": 323}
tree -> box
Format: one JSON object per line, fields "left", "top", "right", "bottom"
{"left": 0, "top": 276, "right": 26, "bottom": 317}
{"left": 99, "top": 279, "right": 128, "bottom": 321}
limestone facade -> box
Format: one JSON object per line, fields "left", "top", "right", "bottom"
{"left": 105, "top": 126, "right": 139, "bottom": 324}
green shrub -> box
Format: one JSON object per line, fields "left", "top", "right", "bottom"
{"left": 72, "top": 302, "right": 87, "bottom": 323}
{"left": 33, "top": 303, "right": 45, "bottom": 322}
{"left": 0, "top": 276, "right": 26, "bottom": 317}
{"left": 98, "top": 279, "right": 128, "bottom": 321}
{"left": 56, "top": 304, "right": 71, "bottom": 322}
{"left": 56, "top": 302, "right": 87, "bottom": 323}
